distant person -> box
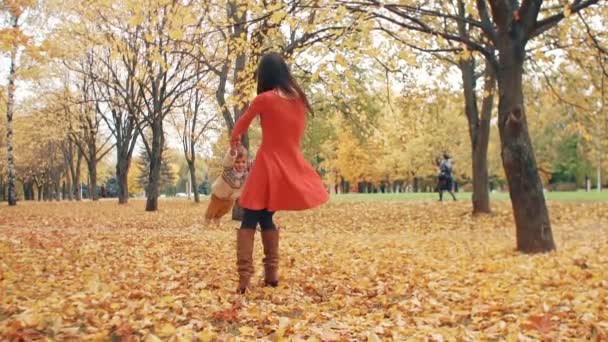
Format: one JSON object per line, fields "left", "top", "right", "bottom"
{"left": 231, "top": 52, "right": 329, "bottom": 293}
{"left": 101, "top": 184, "right": 107, "bottom": 198}
{"left": 204, "top": 146, "right": 248, "bottom": 224}
{"left": 437, "top": 153, "right": 456, "bottom": 201}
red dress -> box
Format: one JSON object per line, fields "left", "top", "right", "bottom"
{"left": 231, "top": 91, "right": 329, "bottom": 211}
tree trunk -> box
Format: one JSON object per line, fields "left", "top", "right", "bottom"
{"left": 474, "top": 70, "right": 495, "bottom": 214}
{"left": 116, "top": 158, "right": 130, "bottom": 204}
{"left": 73, "top": 150, "right": 83, "bottom": 201}
{"left": 188, "top": 161, "right": 200, "bottom": 203}
{"left": 145, "top": 123, "right": 163, "bottom": 211}
{"left": 496, "top": 47, "right": 555, "bottom": 253}
{"left": 22, "top": 182, "right": 28, "bottom": 200}
{"left": 88, "top": 161, "right": 98, "bottom": 201}
{"left": 597, "top": 122, "right": 602, "bottom": 192}
{"left": 43, "top": 184, "right": 50, "bottom": 201}
{"left": 28, "top": 182, "right": 34, "bottom": 200}
{"left": 6, "top": 26, "right": 18, "bottom": 206}
{"left": 37, "top": 184, "right": 43, "bottom": 201}
{"left": 66, "top": 177, "right": 73, "bottom": 201}
{"left": 460, "top": 52, "right": 495, "bottom": 214}
{"left": 54, "top": 182, "right": 61, "bottom": 201}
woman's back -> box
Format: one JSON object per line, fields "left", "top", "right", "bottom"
{"left": 258, "top": 91, "right": 307, "bottom": 151}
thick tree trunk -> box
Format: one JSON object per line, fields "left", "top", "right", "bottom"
{"left": 24, "top": 182, "right": 33, "bottom": 200}
{"left": 65, "top": 178, "right": 73, "bottom": 201}
{"left": 115, "top": 125, "right": 138, "bottom": 204}
{"left": 6, "top": 31, "right": 18, "bottom": 206}
{"left": 22, "top": 182, "right": 28, "bottom": 200}
{"left": 460, "top": 56, "right": 494, "bottom": 214}
{"left": 116, "top": 158, "right": 130, "bottom": 204}
{"left": 73, "top": 150, "right": 83, "bottom": 201}
{"left": 187, "top": 161, "right": 200, "bottom": 203}
{"left": 597, "top": 122, "right": 602, "bottom": 192}
{"left": 43, "top": 184, "right": 50, "bottom": 201}
{"left": 54, "top": 182, "right": 61, "bottom": 201}
{"left": 496, "top": 55, "right": 555, "bottom": 253}
{"left": 145, "top": 123, "right": 163, "bottom": 212}
{"left": 88, "top": 161, "right": 98, "bottom": 201}
{"left": 473, "top": 71, "right": 495, "bottom": 214}
{"left": 25, "top": 182, "right": 31, "bottom": 200}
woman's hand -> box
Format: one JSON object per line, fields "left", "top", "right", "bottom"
{"left": 231, "top": 137, "right": 242, "bottom": 150}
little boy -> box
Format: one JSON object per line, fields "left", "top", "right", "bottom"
{"left": 205, "top": 146, "right": 248, "bottom": 223}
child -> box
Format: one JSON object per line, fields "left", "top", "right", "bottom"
{"left": 204, "top": 146, "right": 248, "bottom": 223}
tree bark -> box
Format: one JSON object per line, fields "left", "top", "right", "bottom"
{"left": 145, "top": 123, "right": 163, "bottom": 212}
{"left": 187, "top": 161, "right": 200, "bottom": 203}
{"left": 116, "top": 158, "right": 131, "bottom": 204}
{"left": 73, "top": 149, "right": 83, "bottom": 200}
{"left": 43, "top": 184, "right": 50, "bottom": 201}
{"left": 22, "top": 182, "right": 27, "bottom": 200}
{"left": 464, "top": 62, "right": 495, "bottom": 214}
{"left": 26, "top": 182, "right": 34, "bottom": 200}
{"left": 54, "top": 182, "right": 61, "bottom": 201}
{"left": 111, "top": 108, "right": 139, "bottom": 205}
{"left": 116, "top": 163, "right": 129, "bottom": 204}
{"left": 6, "top": 16, "right": 18, "bottom": 206}
{"left": 65, "top": 178, "right": 73, "bottom": 201}
{"left": 496, "top": 47, "right": 555, "bottom": 253}
{"left": 87, "top": 159, "right": 98, "bottom": 201}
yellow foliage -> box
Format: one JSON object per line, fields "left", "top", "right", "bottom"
{"left": 128, "top": 159, "right": 143, "bottom": 195}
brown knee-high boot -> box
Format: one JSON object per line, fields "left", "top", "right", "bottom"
{"left": 236, "top": 228, "right": 256, "bottom": 293}
{"left": 261, "top": 228, "right": 279, "bottom": 287}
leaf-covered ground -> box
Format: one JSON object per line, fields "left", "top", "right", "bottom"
{"left": 1, "top": 199, "right": 607, "bottom": 341}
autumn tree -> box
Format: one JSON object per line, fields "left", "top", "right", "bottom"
{"left": 136, "top": 139, "right": 176, "bottom": 197}
{"left": 85, "top": 40, "right": 144, "bottom": 204}
{"left": 168, "top": 63, "right": 218, "bottom": 203}
{"left": 350, "top": 0, "right": 603, "bottom": 253}
{"left": 532, "top": 10, "right": 608, "bottom": 190}
{"left": 0, "top": 0, "right": 37, "bottom": 205}
{"left": 61, "top": 64, "right": 114, "bottom": 202}
{"left": 59, "top": 137, "right": 83, "bottom": 201}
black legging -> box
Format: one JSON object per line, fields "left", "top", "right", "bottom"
{"left": 241, "top": 208, "right": 276, "bottom": 230}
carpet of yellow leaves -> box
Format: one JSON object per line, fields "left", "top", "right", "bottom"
{"left": 1, "top": 199, "right": 607, "bottom": 341}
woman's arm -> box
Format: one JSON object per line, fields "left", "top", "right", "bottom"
{"left": 231, "top": 94, "right": 264, "bottom": 144}
{"left": 222, "top": 149, "right": 237, "bottom": 168}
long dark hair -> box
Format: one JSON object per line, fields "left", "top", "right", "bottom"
{"left": 256, "top": 52, "right": 311, "bottom": 111}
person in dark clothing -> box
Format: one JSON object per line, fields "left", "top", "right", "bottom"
{"left": 437, "top": 153, "right": 456, "bottom": 201}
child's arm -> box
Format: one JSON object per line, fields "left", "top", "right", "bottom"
{"left": 222, "top": 149, "right": 237, "bottom": 169}
{"left": 231, "top": 94, "right": 265, "bottom": 145}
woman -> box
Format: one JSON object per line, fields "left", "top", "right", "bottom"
{"left": 231, "top": 52, "right": 329, "bottom": 293}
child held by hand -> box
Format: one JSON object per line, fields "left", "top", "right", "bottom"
{"left": 204, "top": 146, "right": 248, "bottom": 224}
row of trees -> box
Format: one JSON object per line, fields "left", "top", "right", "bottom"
{"left": 1, "top": 0, "right": 363, "bottom": 210}
{"left": 2, "top": 0, "right": 607, "bottom": 253}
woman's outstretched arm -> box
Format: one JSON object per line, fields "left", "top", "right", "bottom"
{"left": 231, "top": 95, "right": 265, "bottom": 143}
